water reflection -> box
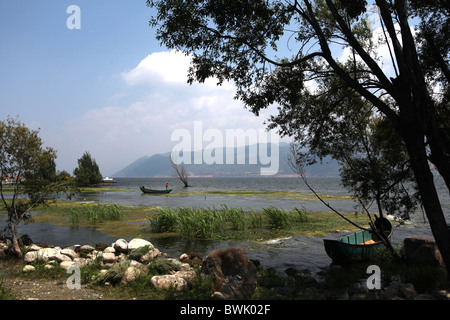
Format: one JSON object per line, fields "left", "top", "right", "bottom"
{"left": 3, "top": 177, "right": 445, "bottom": 273}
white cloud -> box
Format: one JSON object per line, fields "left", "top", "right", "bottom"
{"left": 57, "top": 50, "right": 275, "bottom": 175}
{"left": 122, "top": 50, "right": 191, "bottom": 85}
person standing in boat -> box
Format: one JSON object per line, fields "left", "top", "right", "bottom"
{"left": 165, "top": 182, "right": 169, "bottom": 190}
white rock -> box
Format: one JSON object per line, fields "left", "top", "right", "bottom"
{"left": 61, "top": 248, "right": 78, "bottom": 260}
{"left": 24, "top": 251, "right": 38, "bottom": 263}
{"left": 121, "top": 266, "right": 142, "bottom": 284}
{"left": 140, "top": 248, "right": 161, "bottom": 263}
{"left": 55, "top": 253, "right": 72, "bottom": 262}
{"left": 39, "top": 248, "right": 59, "bottom": 260}
{"left": 180, "top": 253, "right": 189, "bottom": 261}
{"left": 151, "top": 274, "right": 187, "bottom": 291}
{"left": 180, "top": 263, "right": 191, "bottom": 271}
{"left": 104, "top": 246, "right": 115, "bottom": 254}
{"left": 113, "top": 239, "right": 128, "bottom": 253}
{"left": 174, "top": 269, "right": 197, "bottom": 282}
{"left": 60, "top": 261, "right": 76, "bottom": 270}
{"left": 79, "top": 245, "right": 95, "bottom": 254}
{"left": 128, "top": 238, "right": 153, "bottom": 251}
{"left": 102, "top": 252, "right": 117, "bottom": 264}
{"left": 24, "top": 248, "right": 59, "bottom": 262}
{"left": 23, "top": 265, "right": 35, "bottom": 272}
{"left": 26, "top": 244, "right": 42, "bottom": 252}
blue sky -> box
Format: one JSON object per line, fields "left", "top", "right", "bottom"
{"left": 1, "top": 1, "right": 402, "bottom": 177}
{"left": 0, "top": 1, "right": 281, "bottom": 176}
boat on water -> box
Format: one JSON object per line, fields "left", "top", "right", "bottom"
{"left": 323, "top": 217, "right": 393, "bottom": 264}
{"left": 140, "top": 186, "right": 172, "bottom": 194}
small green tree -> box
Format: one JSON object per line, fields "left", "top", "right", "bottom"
{"left": 0, "top": 116, "right": 75, "bottom": 257}
{"left": 73, "top": 152, "right": 102, "bottom": 186}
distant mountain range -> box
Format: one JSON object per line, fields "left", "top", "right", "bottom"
{"left": 112, "top": 142, "right": 340, "bottom": 178}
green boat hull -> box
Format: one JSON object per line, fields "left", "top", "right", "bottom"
{"left": 323, "top": 218, "right": 393, "bottom": 264}
{"left": 140, "top": 186, "right": 172, "bottom": 194}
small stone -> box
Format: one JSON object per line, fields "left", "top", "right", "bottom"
{"left": 23, "top": 265, "right": 35, "bottom": 272}
{"left": 180, "top": 253, "right": 189, "bottom": 261}
{"left": 79, "top": 245, "right": 95, "bottom": 255}
{"left": 60, "top": 261, "right": 76, "bottom": 270}
{"left": 102, "top": 252, "right": 117, "bottom": 264}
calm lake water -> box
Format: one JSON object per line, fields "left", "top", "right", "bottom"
{"left": 5, "top": 176, "right": 449, "bottom": 273}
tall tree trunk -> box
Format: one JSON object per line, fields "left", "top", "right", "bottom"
{"left": 9, "top": 221, "right": 23, "bottom": 258}
{"left": 404, "top": 129, "right": 450, "bottom": 274}
{"left": 427, "top": 120, "right": 450, "bottom": 192}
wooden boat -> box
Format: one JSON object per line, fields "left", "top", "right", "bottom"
{"left": 323, "top": 217, "right": 393, "bottom": 264}
{"left": 140, "top": 186, "right": 172, "bottom": 194}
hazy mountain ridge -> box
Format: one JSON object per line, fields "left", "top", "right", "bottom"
{"left": 112, "top": 143, "right": 340, "bottom": 178}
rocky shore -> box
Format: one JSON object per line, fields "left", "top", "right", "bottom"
{"left": 1, "top": 235, "right": 449, "bottom": 300}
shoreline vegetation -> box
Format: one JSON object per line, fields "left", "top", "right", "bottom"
{"left": 17, "top": 199, "right": 372, "bottom": 242}
{"left": 1, "top": 185, "right": 372, "bottom": 242}
{"left": 2, "top": 187, "right": 449, "bottom": 300}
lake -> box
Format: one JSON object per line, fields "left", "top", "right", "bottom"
{"left": 5, "top": 176, "right": 449, "bottom": 273}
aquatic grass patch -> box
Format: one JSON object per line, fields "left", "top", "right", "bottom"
{"left": 171, "top": 189, "right": 352, "bottom": 201}
{"left": 147, "top": 208, "right": 179, "bottom": 233}
{"left": 146, "top": 206, "right": 311, "bottom": 240}
{"left": 263, "top": 207, "right": 309, "bottom": 229}
{"left": 67, "top": 204, "right": 123, "bottom": 224}
{"left": 176, "top": 207, "right": 227, "bottom": 239}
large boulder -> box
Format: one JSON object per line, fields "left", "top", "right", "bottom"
{"left": 200, "top": 247, "right": 257, "bottom": 300}
{"left": 128, "top": 238, "right": 154, "bottom": 251}
{"left": 61, "top": 248, "right": 78, "bottom": 260}
{"left": 404, "top": 236, "right": 444, "bottom": 268}
{"left": 121, "top": 266, "right": 142, "bottom": 284}
{"left": 151, "top": 274, "right": 187, "bottom": 291}
{"left": 24, "top": 248, "right": 59, "bottom": 263}
{"left": 113, "top": 239, "right": 129, "bottom": 254}
{"left": 102, "top": 252, "right": 118, "bottom": 264}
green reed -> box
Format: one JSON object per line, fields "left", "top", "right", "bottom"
{"left": 67, "top": 204, "right": 123, "bottom": 224}
{"left": 146, "top": 206, "right": 309, "bottom": 239}
{"left": 263, "top": 207, "right": 309, "bottom": 229}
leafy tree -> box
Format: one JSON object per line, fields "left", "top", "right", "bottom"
{"left": 339, "top": 117, "right": 420, "bottom": 219}
{"left": 148, "top": 0, "right": 450, "bottom": 273}
{"left": 0, "top": 117, "right": 75, "bottom": 257}
{"left": 285, "top": 70, "right": 419, "bottom": 219}
{"left": 73, "top": 152, "right": 102, "bottom": 186}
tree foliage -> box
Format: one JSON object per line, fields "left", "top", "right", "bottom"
{"left": 73, "top": 152, "right": 102, "bottom": 186}
{"left": 0, "top": 116, "right": 75, "bottom": 257}
{"left": 148, "top": 0, "right": 450, "bottom": 273}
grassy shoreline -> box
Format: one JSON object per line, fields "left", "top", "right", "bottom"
{"left": 2, "top": 199, "right": 372, "bottom": 242}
